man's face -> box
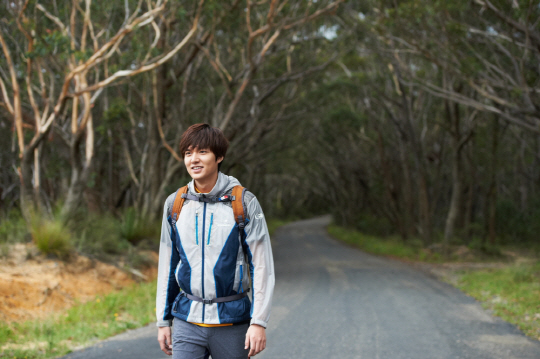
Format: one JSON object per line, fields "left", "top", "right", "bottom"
{"left": 184, "top": 146, "right": 223, "bottom": 183}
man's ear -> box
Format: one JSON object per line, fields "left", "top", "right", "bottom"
{"left": 217, "top": 156, "right": 224, "bottom": 164}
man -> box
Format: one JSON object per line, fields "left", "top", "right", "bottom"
{"left": 156, "top": 123, "right": 275, "bottom": 359}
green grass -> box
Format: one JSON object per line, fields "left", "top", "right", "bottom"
{"left": 120, "top": 208, "right": 161, "bottom": 245}
{"left": 0, "top": 280, "right": 157, "bottom": 359}
{"left": 455, "top": 263, "right": 540, "bottom": 340}
{"left": 267, "top": 218, "right": 290, "bottom": 236}
{"left": 30, "top": 217, "right": 73, "bottom": 259}
{"left": 327, "top": 224, "right": 439, "bottom": 262}
{"left": 0, "top": 211, "right": 29, "bottom": 258}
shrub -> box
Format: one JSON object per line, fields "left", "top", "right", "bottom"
{"left": 0, "top": 210, "right": 29, "bottom": 245}
{"left": 334, "top": 211, "right": 394, "bottom": 237}
{"left": 31, "top": 218, "right": 73, "bottom": 259}
{"left": 74, "top": 214, "right": 129, "bottom": 257}
{"left": 496, "top": 198, "right": 540, "bottom": 244}
{"left": 120, "top": 207, "right": 160, "bottom": 245}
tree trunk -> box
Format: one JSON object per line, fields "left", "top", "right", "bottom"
{"left": 377, "top": 131, "right": 408, "bottom": 239}
{"left": 63, "top": 165, "right": 91, "bottom": 219}
{"left": 484, "top": 118, "right": 499, "bottom": 245}
{"left": 393, "top": 60, "right": 432, "bottom": 244}
{"left": 444, "top": 101, "right": 464, "bottom": 242}
{"left": 463, "top": 177, "right": 474, "bottom": 242}
{"left": 62, "top": 115, "right": 95, "bottom": 219}
{"left": 140, "top": 67, "right": 167, "bottom": 220}
{"left": 417, "top": 173, "right": 432, "bottom": 244}
{"left": 484, "top": 118, "right": 500, "bottom": 244}
{"left": 19, "top": 150, "right": 36, "bottom": 222}
{"left": 444, "top": 150, "right": 462, "bottom": 241}
{"left": 398, "top": 139, "right": 414, "bottom": 240}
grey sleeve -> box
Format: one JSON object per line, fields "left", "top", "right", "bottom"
{"left": 243, "top": 195, "right": 275, "bottom": 328}
{"left": 155, "top": 195, "right": 177, "bottom": 327}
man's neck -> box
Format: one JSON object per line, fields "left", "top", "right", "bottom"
{"left": 194, "top": 171, "right": 219, "bottom": 193}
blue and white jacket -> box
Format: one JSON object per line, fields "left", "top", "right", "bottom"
{"left": 156, "top": 172, "right": 275, "bottom": 328}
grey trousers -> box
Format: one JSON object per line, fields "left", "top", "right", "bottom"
{"left": 172, "top": 318, "right": 250, "bottom": 359}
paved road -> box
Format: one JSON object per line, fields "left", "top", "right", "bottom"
{"left": 63, "top": 216, "right": 540, "bottom": 359}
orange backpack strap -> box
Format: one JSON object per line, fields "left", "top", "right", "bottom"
{"left": 171, "top": 186, "right": 189, "bottom": 223}
{"left": 231, "top": 185, "right": 247, "bottom": 228}
{"left": 232, "top": 185, "right": 250, "bottom": 266}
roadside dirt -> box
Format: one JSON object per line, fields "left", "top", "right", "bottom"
{"left": 0, "top": 243, "right": 158, "bottom": 323}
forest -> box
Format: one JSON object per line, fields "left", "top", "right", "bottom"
{"left": 1, "top": 0, "right": 539, "bottom": 256}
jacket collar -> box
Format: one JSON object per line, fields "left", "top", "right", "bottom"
{"left": 187, "top": 172, "right": 241, "bottom": 198}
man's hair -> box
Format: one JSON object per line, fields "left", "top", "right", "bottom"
{"left": 179, "top": 123, "right": 229, "bottom": 169}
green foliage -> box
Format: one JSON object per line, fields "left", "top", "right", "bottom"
{"left": 74, "top": 214, "right": 130, "bottom": 257}
{"left": 466, "top": 237, "right": 504, "bottom": 258}
{"left": 73, "top": 48, "right": 94, "bottom": 62}
{"left": 98, "top": 98, "right": 131, "bottom": 135}
{"left": 348, "top": 212, "right": 395, "bottom": 237}
{"left": 455, "top": 262, "right": 540, "bottom": 340}
{"left": 0, "top": 210, "right": 28, "bottom": 244}
{"left": 496, "top": 199, "right": 540, "bottom": 244}
{"left": 328, "top": 107, "right": 363, "bottom": 129}
{"left": 30, "top": 217, "right": 73, "bottom": 260}
{"left": 445, "top": 21, "right": 467, "bottom": 37}
{"left": 0, "top": 280, "right": 157, "bottom": 358}
{"left": 176, "top": 6, "right": 187, "bottom": 20}
{"left": 28, "top": 30, "right": 71, "bottom": 60}
{"left": 120, "top": 208, "right": 160, "bottom": 245}
{"left": 69, "top": 208, "right": 160, "bottom": 260}
{"left": 0, "top": 320, "right": 14, "bottom": 343}
{"left": 0, "top": 205, "right": 160, "bottom": 263}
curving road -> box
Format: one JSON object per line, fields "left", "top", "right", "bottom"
{"left": 63, "top": 216, "right": 540, "bottom": 359}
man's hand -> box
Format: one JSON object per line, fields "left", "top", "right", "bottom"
{"left": 157, "top": 326, "right": 173, "bottom": 356}
{"left": 244, "top": 324, "right": 266, "bottom": 357}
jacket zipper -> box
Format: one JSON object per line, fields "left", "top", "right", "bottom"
{"left": 207, "top": 212, "right": 214, "bottom": 246}
{"left": 201, "top": 202, "right": 207, "bottom": 322}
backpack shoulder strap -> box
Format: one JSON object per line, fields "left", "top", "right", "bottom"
{"left": 171, "top": 186, "right": 189, "bottom": 223}
{"left": 231, "top": 185, "right": 247, "bottom": 228}
{"left": 232, "top": 185, "right": 250, "bottom": 269}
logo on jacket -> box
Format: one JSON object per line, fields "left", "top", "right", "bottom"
{"left": 255, "top": 213, "right": 264, "bottom": 219}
